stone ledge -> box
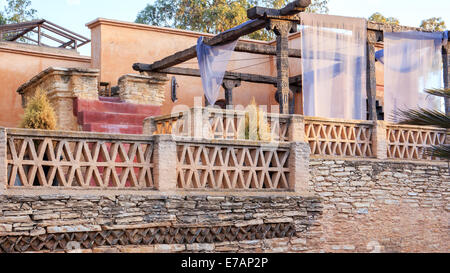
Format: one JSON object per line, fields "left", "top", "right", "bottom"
{"left": 16, "top": 67, "right": 100, "bottom": 96}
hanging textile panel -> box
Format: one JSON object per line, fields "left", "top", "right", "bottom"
{"left": 197, "top": 37, "right": 238, "bottom": 106}
{"left": 301, "top": 13, "right": 367, "bottom": 120}
{"left": 384, "top": 31, "right": 446, "bottom": 122}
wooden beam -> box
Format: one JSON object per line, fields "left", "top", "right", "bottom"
{"left": 235, "top": 42, "right": 301, "bottom": 58}
{"left": 133, "top": 42, "right": 301, "bottom": 72}
{"left": 152, "top": 67, "right": 278, "bottom": 85}
{"left": 247, "top": 0, "right": 309, "bottom": 20}
{"left": 135, "top": 19, "right": 267, "bottom": 72}
{"left": 280, "top": 0, "right": 311, "bottom": 15}
{"left": 21, "top": 35, "right": 50, "bottom": 47}
{"left": 0, "top": 20, "right": 44, "bottom": 32}
{"left": 5, "top": 26, "right": 35, "bottom": 42}
{"left": 31, "top": 29, "right": 66, "bottom": 44}
{"left": 289, "top": 75, "right": 302, "bottom": 85}
{"left": 59, "top": 40, "right": 75, "bottom": 48}
{"left": 41, "top": 24, "right": 82, "bottom": 42}
{"left": 44, "top": 20, "right": 90, "bottom": 42}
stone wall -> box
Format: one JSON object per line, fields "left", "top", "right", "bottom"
{"left": 118, "top": 73, "right": 168, "bottom": 106}
{"left": 0, "top": 194, "right": 322, "bottom": 253}
{"left": 16, "top": 67, "right": 100, "bottom": 131}
{"left": 309, "top": 159, "right": 449, "bottom": 253}
{"left": 0, "top": 158, "right": 447, "bottom": 253}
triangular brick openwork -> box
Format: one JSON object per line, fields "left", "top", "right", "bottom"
{"left": 386, "top": 126, "right": 446, "bottom": 160}
{"left": 176, "top": 143, "right": 290, "bottom": 190}
{"left": 6, "top": 135, "right": 155, "bottom": 188}
{"left": 305, "top": 119, "right": 374, "bottom": 158}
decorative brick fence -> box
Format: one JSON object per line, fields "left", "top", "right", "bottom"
{"left": 145, "top": 108, "right": 448, "bottom": 161}
{"left": 0, "top": 127, "right": 309, "bottom": 193}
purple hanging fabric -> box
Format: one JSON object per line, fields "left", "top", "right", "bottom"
{"left": 197, "top": 37, "right": 238, "bottom": 106}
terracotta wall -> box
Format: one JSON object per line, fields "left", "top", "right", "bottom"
{"left": 0, "top": 42, "right": 91, "bottom": 128}
{"left": 86, "top": 19, "right": 281, "bottom": 115}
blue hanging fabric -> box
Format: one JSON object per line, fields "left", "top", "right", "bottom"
{"left": 196, "top": 37, "right": 238, "bottom": 106}
{"left": 375, "top": 49, "right": 384, "bottom": 64}
{"left": 384, "top": 31, "right": 447, "bottom": 122}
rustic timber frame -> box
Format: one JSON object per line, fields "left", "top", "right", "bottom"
{"left": 134, "top": 0, "right": 310, "bottom": 114}
{"left": 133, "top": 0, "right": 450, "bottom": 118}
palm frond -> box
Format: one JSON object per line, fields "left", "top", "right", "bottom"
{"left": 394, "top": 108, "right": 450, "bottom": 129}
{"left": 424, "top": 88, "right": 450, "bottom": 98}
{"left": 426, "top": 144, "right": 450, "bottom": 160}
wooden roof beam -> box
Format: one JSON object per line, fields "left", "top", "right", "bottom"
{"left": 133, "top": 19, "right": 267, "bottom": 72}
{"left": 44, "top": 20, "right": 90, "bottom": 42}
{"left": 149, "top": 67, "right": 278, "bottom": 85}
{"left": 133, "top": 41, "right": 301, "bottom": 72}
{"left": 248, "top": 0, "right": 310, "bottom": 20}
{"left": 5, "top": 26, "right": 35, "bottom": 41}
{"left": 31, "top": 29, "right": 66, "bottom": 44}
{"left": 236, "top": 42, "right": 301, "bottom": 58}
{"left": 0, "top": 20, "right": 45, "bottom": 32}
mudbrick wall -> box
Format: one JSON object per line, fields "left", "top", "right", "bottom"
{"left": 0, "top": 159, "right": 448, "bottom": 253}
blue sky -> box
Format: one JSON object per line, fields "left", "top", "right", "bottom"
{"left": 1, "top": 0, "right": 449, "bottom": 56}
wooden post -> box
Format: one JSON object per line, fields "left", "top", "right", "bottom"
{"left": 289, "top": 84, "right": 301, "bottom": 114}
{"left": 222, "top": 79, "right": 241, "bottom": 108}
{"left": 443, "top": 43, "right": 450, "bottom": 115}
{"left": 270, "top": 20, "right": 295, "bottom": 115}
{"left": 367, "top": 30, "right": 378, "bottom": 121}
{"left": 37, "top": 25, "right": 41, "bottom": 46}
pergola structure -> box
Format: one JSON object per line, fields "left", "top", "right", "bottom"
{"left": 133, "top": 0, "right": 450, "bottom": 118}
{"left": 0, "top": 19, "right": 90, "bottom": 50}
{"left": 134, "top": 0, "right": 309, "bottom": 115}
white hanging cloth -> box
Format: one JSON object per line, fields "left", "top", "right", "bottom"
{"left": 384, "top": 31, "right": 447, "bottom": 122}
{"left": 196, "top": 37, "right": 238, "bottom": 106}
{"left": 301, "top": 13, "right": 367, "bottom": 120}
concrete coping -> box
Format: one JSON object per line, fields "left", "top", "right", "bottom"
{"left": 384, "top": 123, "right": 447, "bottom": 132}
{"left": 5, "top": 127, "right": 154, "bottom": 142}
{"left": 304, "top": 116, "right": 375, "bottom": 126}
{"left": 16, "top": 67, "right": 100, "bottom": 95}
{"left": 4, "top": 127, "right": 293, "bottom": 148}
{"left": 173, "top": 136, "right": 292, "bottom": 149}
{"left": 146, "top": 107, "right": 297, "bottom": 123}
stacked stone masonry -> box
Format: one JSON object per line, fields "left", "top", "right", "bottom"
{"left": 0, "top": 159, "right": 447, "bottom": 253}
{"left": 309, "top": 159, "right": 449, "bottom": 253}
{"left": 0, "top": 194, "right": 322, "bottom": 253}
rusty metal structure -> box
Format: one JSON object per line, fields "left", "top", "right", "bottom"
{"left": 0, "top": 19, "right": 90, "bottom": 50}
